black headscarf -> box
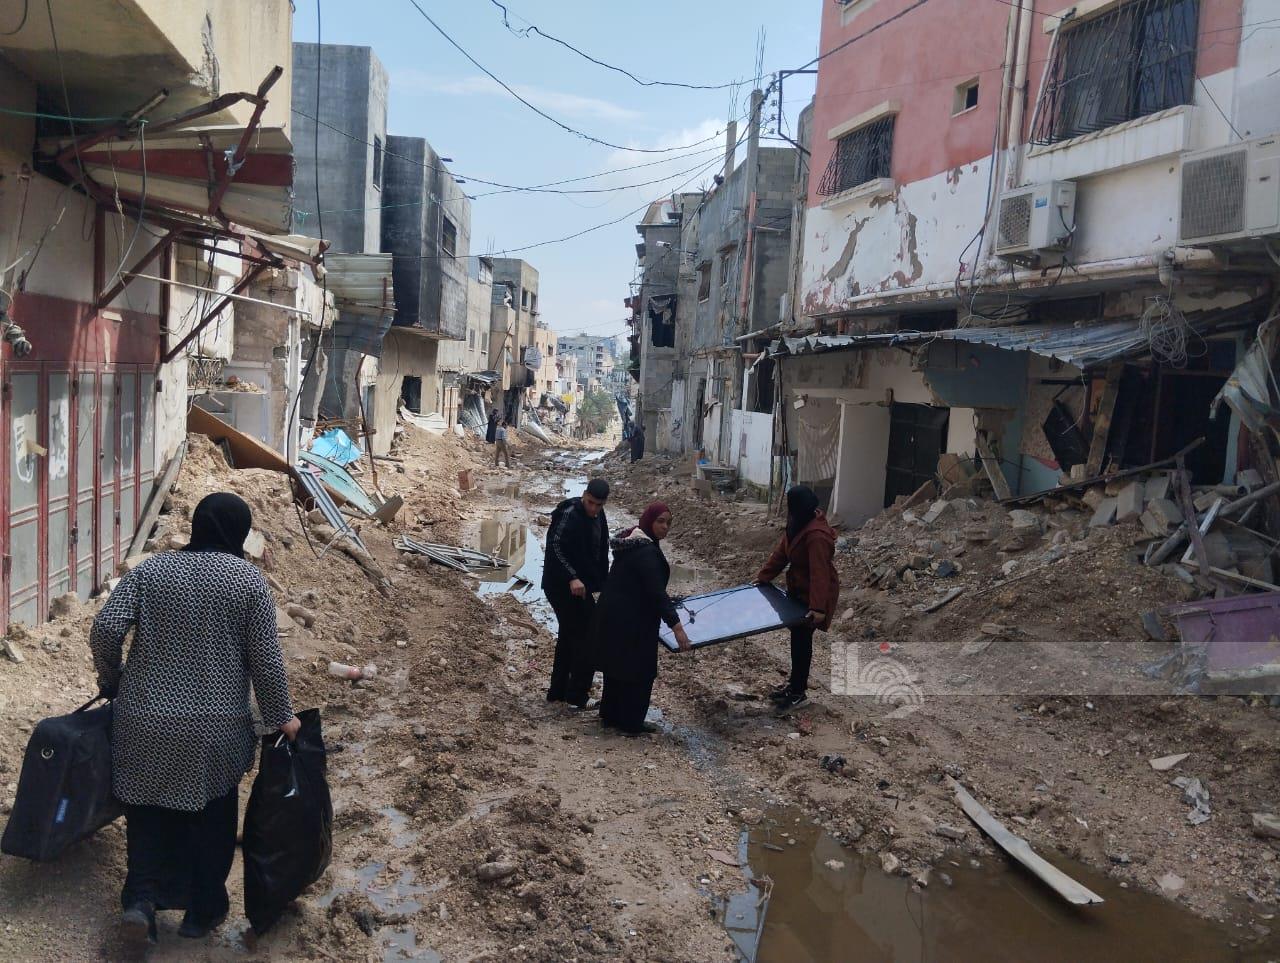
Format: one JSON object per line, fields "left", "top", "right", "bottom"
{"left": 185, "top": 492, "right": 253, "bottom": 558}
{"left": 786, "top": 485, "right": 821, "bottom": 540}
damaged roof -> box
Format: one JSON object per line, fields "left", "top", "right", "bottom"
{"left": 768, "top": 301, "right": 1263, "bottom": 369}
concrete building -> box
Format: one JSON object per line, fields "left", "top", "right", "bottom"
{"left": 291, "top": 42, "right": 390, "bottom": 421}
{"left": 777, "top": 0, "right": 1280, "bottom": 525}
{"left": 558, "top": 334, "right": 616, "bottom": 384}
{"left": 0, "top": 0, "right": 304, "bottom": 628}
{"left": 372, "top": 136, "right": 471, "bottom": 452}
{"left": 438, "top": 256, "right": 496, "bottom": 428}
{"left": 627, "top": 96, "right": 795, "bottom": 492}
{"left": 488, "top": 258, "right": 541, "bottom": 422}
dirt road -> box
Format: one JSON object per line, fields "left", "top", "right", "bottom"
{"left": 0, "top": 427, "right": 1277, "bottom": 961}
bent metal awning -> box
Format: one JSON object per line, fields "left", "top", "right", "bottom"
{"left": 766, "top": 300, "right": 1264, "bottom": 370}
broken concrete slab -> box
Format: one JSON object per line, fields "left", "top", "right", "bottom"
{"left": 1008, "top": 509, "right": 1040, "bottom": 534}
{"left": 923, "top": 500, "right": 953, "bottom": 525}
{"left": 1149, "top": 753, "right": 1190, "bottom": 772}
{"left": 1251, "top": 812, "right": 1280, "bottom": 839}
{"left": 1145, "top": 473, "right": 1173, "bottom": 502}
{"left": 1089, "top": 498, "right": 1118, "bottom": 528}
{"left": 1157, "top": 872, "right": 1186, "bottom": 896}
{"left": 1116, "top": 481, "right": 1145, "bottom": 522}
{"left": 1147, "top": 498, "right": 1183, "bottom": 530}
{"left": 1082, "top": 487, "right": 1107, "bottom": 510}
{"left": 1140, "top": 511, "right": 1169, "bottom": 539}
{"left": 243, "top": 529, "right": 267, "bottom": 561}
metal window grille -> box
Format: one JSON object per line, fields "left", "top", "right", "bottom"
{"left": 441, "top": 216, "right": 458, "bottom": 257}
{"left": 1032, "top": 0, "right": 1199, "bottom": 147}
{"left": 818, "top": 116, "right": 894, "bottom": 196}
{"left": 372, "top": 136, "right": 383, "bottom": 189}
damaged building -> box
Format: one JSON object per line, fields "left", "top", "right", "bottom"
{"left": 764, "top": 0, "right": 1280, "bottom": 526}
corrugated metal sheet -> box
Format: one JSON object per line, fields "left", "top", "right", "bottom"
{"left": 767, "top": 303, "right": 1259, "bottom": 369}
{"left": 325, "top": 254, "right": 395, "bottom": 355}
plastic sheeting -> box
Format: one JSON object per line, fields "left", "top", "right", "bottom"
{"left": 310, "top": 429, "right": 362, "bottom": 466}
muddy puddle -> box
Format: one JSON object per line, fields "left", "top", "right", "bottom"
{"left": 723, "top": 807, "right": 1280, "bottom": 962}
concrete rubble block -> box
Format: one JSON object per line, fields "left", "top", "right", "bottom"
{"left": 1007, "top": 509, "right": 1040, "bottom": 534}
{"left": 243, "top": 529, "right": 267, "bottom": 560}
{"left": 935, "top": 824, "right": 968, "bottom": 842}
{"left": 1145, "top": 473, "right": 1173, "bottom": 501}
{"left": 923, "top": 500, "right": 953, "bottom": 525}
{"left": 1089, "top": 497, "right": 1118, "bottom": 528}
{"left": 1081, "top": 487, "right": 1107, "bottom": 510}
{"left": 1140, "top": 510, "right": 1168, "bottom": 539}
{"left": 1238, "top": 468, "right": 1264, "bottom": 491}
{"left": 1115, "top": 481, "right": 1145, "bottom": 523}
{"left": 1146, "top": 498, "right": 1183, "bottom": 530}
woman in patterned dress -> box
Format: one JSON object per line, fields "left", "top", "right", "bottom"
{"left": 90, "top": 492, "right": 300, "bottom": 945}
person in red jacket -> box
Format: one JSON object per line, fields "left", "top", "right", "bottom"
{"left": 754, "top": 485, "right": 839, "bottom": 714}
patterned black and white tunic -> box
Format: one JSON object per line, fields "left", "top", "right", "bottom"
{"left": 89, "top": 551, "right": 294, "bottom": 812}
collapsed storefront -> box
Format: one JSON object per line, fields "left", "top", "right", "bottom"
{"left": 768, "top": 298, "right": 1272, "bottom": 527}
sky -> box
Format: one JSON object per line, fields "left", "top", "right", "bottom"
{"left": 291, "top": 0, "right": 819, "bottom": 350}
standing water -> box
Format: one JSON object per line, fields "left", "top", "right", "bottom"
{"left": 724, "top": 807, "right": 1279, "bottom": 962}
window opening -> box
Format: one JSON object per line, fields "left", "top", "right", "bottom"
{"left": 817, "top": 115, "right": 895, "bottom": 196}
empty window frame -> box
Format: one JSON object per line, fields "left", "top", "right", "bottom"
{"left": 696, "top": 261, "right": 712, "bottom": 302}
{"left": 817, "top": 115, "right": 895, "bottom": 196}
{"left": 953, "top": 79, "right": 980, "bottom": 115}
{"left": 372, "top": 136, "right": 383, "bottom": 190}
{"left": 1032, "top": 0, "right": 1199, "bottom": 147}
{"left": 441, "top": 216, "right": 458, "bottom": 257}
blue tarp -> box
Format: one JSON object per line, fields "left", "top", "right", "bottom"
{"left": 311, "top": 429, "right": 362, "bottom": 466}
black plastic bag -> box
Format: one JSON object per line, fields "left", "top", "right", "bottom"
{"left": 242, "top": 708, "right": 333, "bottom": 934}
{"left": 1, "top": 696, "right": 123, "bottom": 861}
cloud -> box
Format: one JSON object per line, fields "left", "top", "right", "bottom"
{"left": 395, "top": 71, "right": 642, "bottom": 123}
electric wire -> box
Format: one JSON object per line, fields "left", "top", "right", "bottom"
{"left": 486, "top": 0, "right": 744, "bottom": 91}
{"left": 401, "top": 0, "right": 736, "bottom": 154}
{"left": 0, "top": 0, "right": 27, "bottom": 35}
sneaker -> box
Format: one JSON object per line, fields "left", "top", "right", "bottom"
{"left": 569, "top": 698, "right": 600, "bottom": 712}
{"left": 774, "top": 692, "right": 811, "bottom": 716}
{"left": 768, "top": 683, "right": 791, "bottom": 702}
{"left": 178, "top": 912, "right": 227, "bottom": 940}
{"left": 121, "top": 902, "right": 157, "bottom": 946}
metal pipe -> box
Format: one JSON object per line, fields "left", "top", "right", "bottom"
{"left": 130, "top": 274, "right": 313, "bottom": 317}
{"left": 1006, "top": 0, "right": 1035, "bottom": 188}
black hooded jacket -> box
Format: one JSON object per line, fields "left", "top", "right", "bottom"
{"left": 592, "top": 530, "right": 680, "bottom": 683}
{"left": 542, "top": 497, "right": 610, "bottom": 594}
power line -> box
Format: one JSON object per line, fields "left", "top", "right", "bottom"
{"left": 0, "top": 0, "right": 27, "bottom": 35}
{"left": 486, "top": 0, "right": 744, "bottom": 91}
{"left": 401, "top": 0, "right": 736, "bottom": 154}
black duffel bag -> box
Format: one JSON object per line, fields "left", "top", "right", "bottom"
{"left": 1, "top": 695, "right": 123, "bottom": 861}
{"left": 242, "top": 707, "right": 333, "bottom": 935}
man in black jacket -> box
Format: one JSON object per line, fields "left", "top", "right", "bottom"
{"left": 542, "top": 478, "right": 610, "bottom": 706}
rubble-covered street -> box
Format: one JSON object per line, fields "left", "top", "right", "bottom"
{"left": 2, "top": 422, "right": 1278, "bottom": 961}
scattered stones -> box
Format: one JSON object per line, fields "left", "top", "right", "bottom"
{"left": 1157, "top": 872, "right": 1185, "bottom": 896}
{"left": 739, "top": 808, "right": 764, "bottom": 826}
{"left": 1172, "top": 776, "right": 1211, "bottom": 825}
{"left": 1149, "top": 753, "right": 1190, "bottom": 772}
{"left": 935, "top": 824, "right": 967, "bottom": 842}
{"left": 1008, "top": 510, "right": 1040, "bottom": 534}
{"left": 879, "top": 851, "right": 902, "bottom": 875}
{"left": 824, "top": 859, "right": 845, "bottom": 871}
{"left": 1, "top": 638, "right": 24, "bottom": 664}
{"left": 476, "top": 861, "right": 518, "bottom": 882}
{"left": 285, "top": 603, "right": 317, "bottom": 628}
{"left": 48, "top": 593, "right": 82, "bottom": 620}
{"left": 923, "top": 500, "right": 953, "bottom": 525}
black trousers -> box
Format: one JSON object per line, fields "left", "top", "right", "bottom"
{"left": 123, "top": 788, "right": 238, "bottom": 923}
{"left": 546, "top": 586, "right": 596, "bottom": 706}
{"left": 601, "top": 675, "right": 655, "bottom": 733}
{"left": 789, "top": 625, "right": 815, "bottom": 695}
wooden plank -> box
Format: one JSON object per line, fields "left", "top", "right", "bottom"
{"left": 947, "top": 777, "right": 1105, "bottom": 907}
{"left": 1180, "top": 497, "right": 1224, "bottom": 565}
{"left": 1005, "top": 436, "right": 1205, "bottom": 506}
{"left": 127, "top": 440, "right": 186, "bottom": 558}
{"left": 975, "top": 431, "right": 1012, "bottom": 501}
{"left": 1173, "top": 463, "right": 1212, "bottom": 580}
{"left": 1180, "top": 560, "right": 1280, "bottom": 592}
{"left": 1084, "top": 361, "right": 1124, "bottom": 477}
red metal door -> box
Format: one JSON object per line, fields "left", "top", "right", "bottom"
{"left": 73, "top": 370, "right": 97, "bottom": 599}
{"left": 46, "top": 370, "right": 72, "bottom": 605}
{"left": 6, "top": 368, "right": 42, "bottom": 627}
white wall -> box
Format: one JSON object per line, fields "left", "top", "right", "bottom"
{"left": 728, "top": 409, "right": 773, "bottom": 486}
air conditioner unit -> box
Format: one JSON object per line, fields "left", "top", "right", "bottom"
{"left": 1179, "top": 135, "right": 1280, "bottom": 246}
{"left": 994, "top": 181, "right": 1077, "bottom": 258}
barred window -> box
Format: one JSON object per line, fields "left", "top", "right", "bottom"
{"left": 1032, "top": 0, "right": 1199, "bottom": 147}
{"left": 817, "top": 116, "right": 894, "bottom": 197}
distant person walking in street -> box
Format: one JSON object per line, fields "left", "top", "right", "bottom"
{"left": 494, "top": 420, "right": 512, "bottom": 467}
{"left": 629, "top": 423, "right": 646, "bottom": 463}
{"left": 754, "top": 485, "right": 839, "bottom": 715}
{"left": 594, "top": 502, "right": 691, "bottom": 735}
{"left": 542, "top": 478, "right": 611, "bottom": 706}
{"left": 485, "top": 408, "right": 498, "bottom": 444}
{"left": 89, "top": 493, "right": 300, "bottom": 946}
